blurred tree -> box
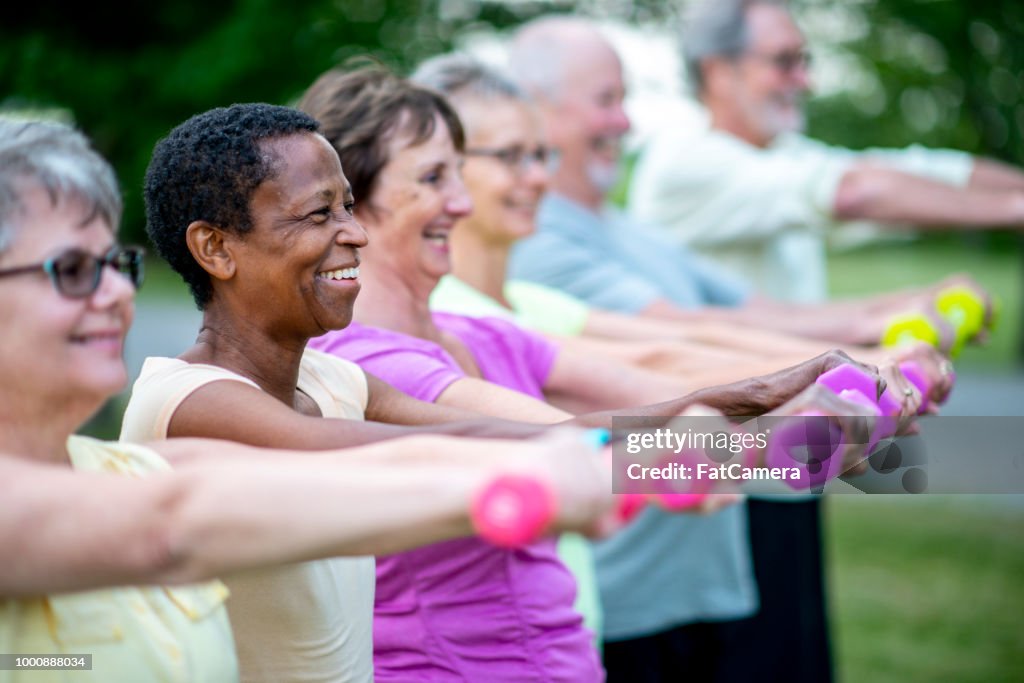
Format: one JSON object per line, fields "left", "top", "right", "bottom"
{"left": 2, "top": 0, "right": 516, "bottom": 244}
{"left": 801, "top": 0, "right": 1023, "bottom": 169}
{"left": 3, "top": 0, "right": 1021, "bottom": 244}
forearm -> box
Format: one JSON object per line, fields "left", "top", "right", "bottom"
{"left": 0, "top": 438, "right": 490, "bottom": 596}
{"left": 835, "top": 164, "right": 1024, "bottom": 227}
{"left": 968, "top": 157, "right": 1024, "bottom": 192}
{"left": 693, "top": 303, "right": 881, "bottom": 346}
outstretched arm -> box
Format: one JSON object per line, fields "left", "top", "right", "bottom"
{"left": 0, "top": 431, "right": 612, "bottom": 597}
{"left": 833, "top": 162, "right": 1024, "bottom": 228}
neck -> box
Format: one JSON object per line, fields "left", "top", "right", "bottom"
{"left": 353, "top": 260, "right": 443, "bottom": 342}
{"left": 708, "top": 103, "right": 770, "bottom": 148}
{"left": 450, "top": 228, "right": 513, "bottom": 308}
{"left": 187, "top": 303, "right": 307, "bottom": 408}
{"left": 0, "top": 397, "right": 89, "bottom": 465}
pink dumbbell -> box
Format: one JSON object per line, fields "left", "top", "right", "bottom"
{"left": 471, "top": 428, "right": 612, "bottom": 547}
{"left": 614, "top": 442, "right": 738, "bottom": 522}
{"left": 898, "top": 360, "right": 954, "bottom": 414}
{"left": 471, "top": 475, "right": 557, "bottom": 548}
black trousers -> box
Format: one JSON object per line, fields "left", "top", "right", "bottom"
{"left": 603, "top": 499, "right": 833, "bottom": 683}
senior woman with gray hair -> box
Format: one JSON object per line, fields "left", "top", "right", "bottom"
{"left": 0, "top": 117, "right": 614, "bottom": 682}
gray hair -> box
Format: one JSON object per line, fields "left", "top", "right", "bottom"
{"left": 411, "top": 53, "right": 525, "bottom": 106}
{"left": 682, "top": 0, "right": 789, "bottom": 94}
{"left": 508, "top": 15, "right": 604, "bottom": 102}
{"left": 0, "top": 118, "right": 122, "bottom": 255}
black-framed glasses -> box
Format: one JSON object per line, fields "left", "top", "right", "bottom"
{"left": 747, "top": 49, "right": 812, "bottom": 74}
{"left": 0, "top": 245, "right": 145, "bottom": 299}
{"left": 464, "top": 145, "right": 561, "bottom": 175}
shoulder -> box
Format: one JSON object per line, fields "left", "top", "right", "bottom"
{"left": 135, "top": 356, "right": 260, "bottom": 391}
{"left": 300, "top": 348, "right": 369, "bottom": 417}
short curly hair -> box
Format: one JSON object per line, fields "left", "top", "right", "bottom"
{"left": 296, "top": 63, "right": 464, "bottom": 207}
{"left": 144, "top": 103, "right": 320, "bottom": 308}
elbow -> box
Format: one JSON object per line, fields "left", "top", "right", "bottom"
{"left": 833, "top": 166, "right": 882, "bottom": 220}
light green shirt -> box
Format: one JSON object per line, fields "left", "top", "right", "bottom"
{"left": 430, "top": 275, "right": 591, "bottom": 337}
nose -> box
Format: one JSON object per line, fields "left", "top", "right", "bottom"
{"left": 611, "top": 102, "right": 631, "bottom": 135}
{"left": 446, "top": 174, "right": 474, "bottom": 218}
{"left": 336, "top": 216, "right": 369, "bottom": 248}
{"left": 90, "top": 262, "right": 137, "bottom": 311}
{"left": 791, "top": 62, "right": 812, "bottom": 92}
{"left": 523, "top": 155, "right": 551, "bottom": 190}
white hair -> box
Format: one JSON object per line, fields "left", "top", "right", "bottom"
{"left": 411, "top": 52, "right": 525, "bottom": 105}
{"left": 508, "top": 16, "right": 609, "bottom": 103}
{"left": 0, "top": 118, "right": 121, "bottom": 254}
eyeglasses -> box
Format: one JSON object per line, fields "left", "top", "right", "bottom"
{"left": 746, "top": 49, "right": 812, "bottom": 74}
{"left": 464, "top": 146, "right": 561, "bottom": 175}
{"left": 0, "top": 245, "right": 145, "bottom": 299}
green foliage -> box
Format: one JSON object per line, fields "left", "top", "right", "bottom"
{"left": 801, "top": 0, "right": 1024, "bottom": 166}
{"left": 6, "top": 0, "right": 1021, "bottom": 242}
{"left": 3, "top": 0, "right": 497, "bottom": 245}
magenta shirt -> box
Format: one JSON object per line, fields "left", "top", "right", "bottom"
{"left": 310, "top": 313, "right": 603, "bottom": 682}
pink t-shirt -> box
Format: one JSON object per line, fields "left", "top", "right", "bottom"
{"left": 310, "top": 313, "right": 603, "bottom": 682}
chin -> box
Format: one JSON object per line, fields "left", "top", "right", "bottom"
{"left": 503, "top": 219, "right": 535, "bottom": 241}
{"left": 79, "top": 371, "right": 128, "bottom": 403}
{"left": 586, "top": 163, "right": 622, "bottom": 193}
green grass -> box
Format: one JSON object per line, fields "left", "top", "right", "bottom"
{"left": 827, "top": 496, "right": 1024, "bottom": 682}
{"left": 828, "top": 237, "right": 1022, "bottom": 370}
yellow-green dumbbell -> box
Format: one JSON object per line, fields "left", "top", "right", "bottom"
{"left": 934, "top": 285, "right": 987, "bottom": 348}
{"left": 881, "top": 312, "right": 945, "bottom": 352}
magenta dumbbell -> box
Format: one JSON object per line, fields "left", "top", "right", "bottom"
{"left": 767, "top": 364, "right": 898, "bottom": 489}
{"left": 817, "top": 363, "right": 903, "bottom": 447}
{"left": 898, "top": 360, "right": 954, "bottom": 414}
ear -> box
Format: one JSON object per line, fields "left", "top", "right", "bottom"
{"left": 185, "top": 221, "right": 236, "bottom": 282}
{"left": 701, "top": 57, "right": 736, "bottom": 99}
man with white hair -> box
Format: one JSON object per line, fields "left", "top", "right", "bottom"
{"left": 630, "top": 0, "right": 1024, "bottom": 303}
{"left": 507, "top": 16, "right": 827, "bottom": 682}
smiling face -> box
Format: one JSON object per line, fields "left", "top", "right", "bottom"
{"left": 355, "top": 113, "right": 472, "bottom": 293}
{"left": 0, "top": 181, "right": 135, "bottom": 412}
{"left": 459, "top": 97, "right": 550, "bottom": 246}
{"left": 223, "top": 132, "right": 368, "bottom": 337}
{"left": 541, "top": 35, "right": 631, "bottom": 198}
{"left": 712, "top": 4, "right": 811, "bottom": 146}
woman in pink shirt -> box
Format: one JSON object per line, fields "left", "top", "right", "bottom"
{"left": 298, "top": 63, "right": 888, "bottom": 682}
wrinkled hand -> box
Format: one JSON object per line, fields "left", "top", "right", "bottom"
{"left": 890, "top": 342, "right": 955, "bottom": 412}
{"left": 763, "top": 383, "right": 882, "bottom": 477}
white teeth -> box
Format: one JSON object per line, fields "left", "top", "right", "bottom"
{"left": 317, "top": 267, "right": 359, "bottom": 281}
